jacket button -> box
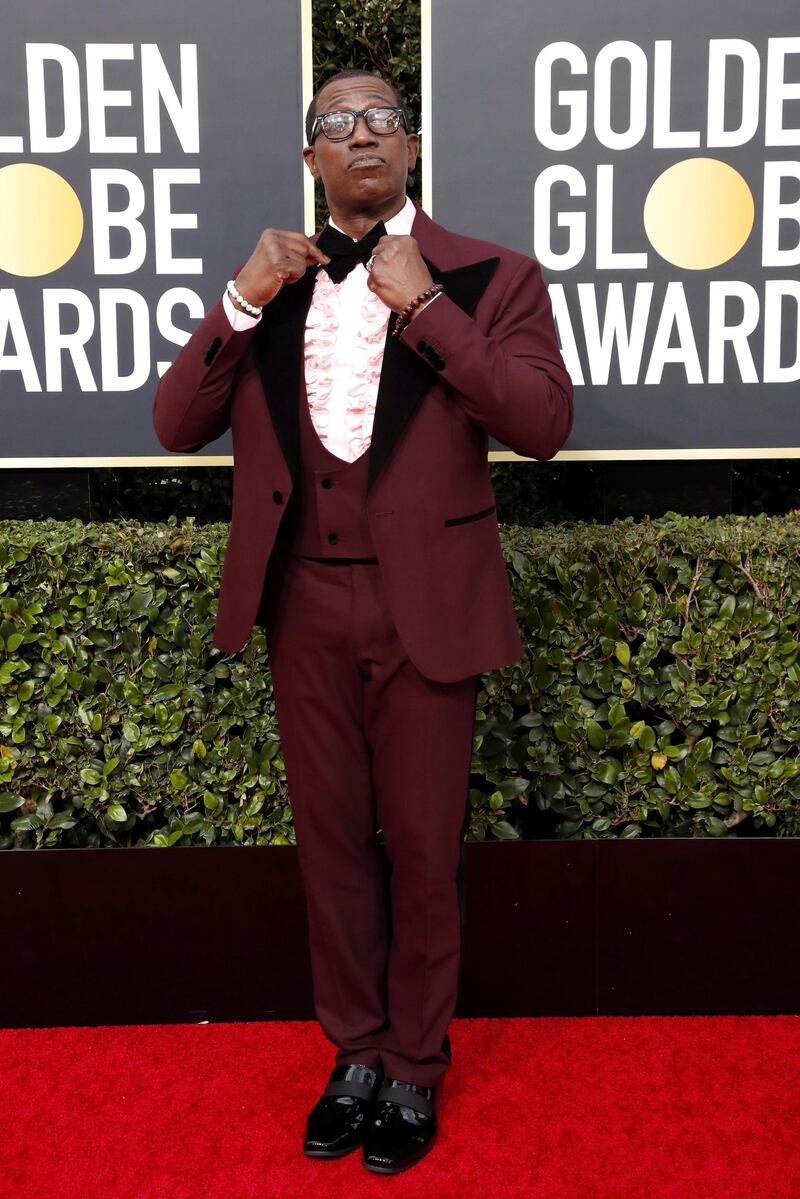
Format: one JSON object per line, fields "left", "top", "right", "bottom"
{"left": 321, "top": 477, "right": 333, "bottom": 488}
{"left": 433, "top": 353, "right": 445, "bottom": 370}
{"left": 417, "top": 339, "right": 429, "bottom": 353}
{"left": 272, "top": 490, "right": 283, "bottom": 504}
{"left": 327, "top": 532, "right": 339, "bottom": 545}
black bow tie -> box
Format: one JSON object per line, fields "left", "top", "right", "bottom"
{"left": 315, "top": 220, "right": 387, "bottom": 283}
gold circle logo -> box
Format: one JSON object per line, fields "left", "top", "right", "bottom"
{"left": 643, "top": 158, "right": 754, "bottom": 270}
{"left": 0, "top": 163, "right": 84, "bottom": 277}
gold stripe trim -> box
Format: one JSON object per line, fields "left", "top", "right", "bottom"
{"left": 300, "top": 0, "right": 315, "bottom": 235}
{"left": 420, "top": 0, "right": 432, "bottom": 215}
{"left": 490, "top": 448, "right": 800, "bottom": 461}
{"left": 0, "top": 458, "right": 236, "bottom": 468}
{"left": 1, "top": 448, "right": 798, "bottom": 468}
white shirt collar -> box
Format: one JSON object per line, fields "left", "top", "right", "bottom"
{"left": 327, "top": 194, "right": 416, "bottom": 240}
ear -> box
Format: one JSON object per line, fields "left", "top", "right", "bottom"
{"left": 405, "top": 132, "right": 420, "bottom": 174}
{"left": 302, "top": 144, "right": 319, "bottom": 179}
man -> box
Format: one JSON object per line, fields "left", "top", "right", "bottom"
{"left": 153, "top": 67, "right": 572, "bottom": 1175}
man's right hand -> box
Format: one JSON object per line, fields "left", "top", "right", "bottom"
{"left": 232, "top": 229, "right": 331, "bottom": 311}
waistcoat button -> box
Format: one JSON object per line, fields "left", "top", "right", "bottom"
{"left": 321, "top": 477, "right": 333, "bottom": 488}
{"left": 327, "top": 532, "right": 339, "bottom": 544}
{"left": 272, "top": 490, "right": 283, "bottom": 503}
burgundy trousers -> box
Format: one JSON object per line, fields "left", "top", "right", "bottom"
{"left": 261, "top": 551, "right": 479, "bottom": 1087}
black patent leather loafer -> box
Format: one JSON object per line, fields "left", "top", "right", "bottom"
{"left": 362, "top": 1077, "right": 439, "bottom": 1174}
{"left": 303, "top": 1063, "right": 384, "bottom": 1158}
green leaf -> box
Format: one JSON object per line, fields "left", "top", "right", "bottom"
{"left": 593, "top": 760, "right": 620, "bottom": 785}
{"left": 705, "top": 815, "right": 729, "bottom": 836}
{"left": 614, "top": 642, "right": 631, "bottom": 668}
{"left": 638, "top": 725, "right": 656, "bottom": 750}
{"left": 693, "top": 737, "right": 713, "bottom": 761}
{"left": 48, "top": 811, "right": 78, "bottom": 829}
{"left": 496, "top": 778, "right": 529, "bottom": 800}
{"left": 662, "top": 766, "right": 682, "bottom": 795}
{"left": 586, "top": 720, "right": 606, "bottom": 750}
{"left": 559, "top": 818, "right": 584, "bottom": 836}
{"left": 129, "top": 589, "right": 154, "bottom": 613}
{"left": 490, "top": 819, "right": 520, "bottom": 840}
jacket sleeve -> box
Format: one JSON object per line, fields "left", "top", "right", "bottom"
{"left": 152, "top": 267, "right": 255, "bottom": 454}
{"left": 398, "top": 254, "right": 573, "bottom": 461}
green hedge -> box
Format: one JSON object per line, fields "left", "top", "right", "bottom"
{"left": 1, "top": 514, "right": 798, "bottom": 849}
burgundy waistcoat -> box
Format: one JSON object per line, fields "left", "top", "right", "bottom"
{"left": 274, "top": 377, "right": 378, "bottom": 559}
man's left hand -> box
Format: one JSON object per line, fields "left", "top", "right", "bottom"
{"left": 366, "top": 235, "right": 435, "bottom": 316}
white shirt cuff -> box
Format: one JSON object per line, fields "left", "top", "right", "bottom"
{"left": 419, "top": 291, "right": 442, "bottom": 312}
{"left": 222, "top": 289, "right": 261, "bottom": 330}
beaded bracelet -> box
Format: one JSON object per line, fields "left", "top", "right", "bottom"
{"left": 226, "top": 278, "right": 263, "bottom": 317}
{"left": 392, "top": 283, "right": 445, "bottom": 337}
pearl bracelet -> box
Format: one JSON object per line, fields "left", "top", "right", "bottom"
{"left": 226, "top": 278, "right": 263, "bottom": 317}
{"left": 392, "top": 283, "right": 445, "bottom": 337}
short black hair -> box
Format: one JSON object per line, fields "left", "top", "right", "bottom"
{"left": 305, "top": 68, "right": 407, "bottom": 145}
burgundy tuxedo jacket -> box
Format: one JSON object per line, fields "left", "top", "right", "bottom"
{"left": 152, "top": 203, "right": 573, "bottom": 682}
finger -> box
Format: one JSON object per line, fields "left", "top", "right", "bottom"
{"left": 276, "top": 259, "right": 307, "bottom": 282}
{"left": 284, "top": 232, "right": 331, "bottom": 264}
{"left": 274, "top": 231, "right": 331, "bottom": 264}
{"left": 284, "top": 248, "right": 316, "bottom": 271}
{"left": 305, "top": 241, "right": 331, "bottom": 265}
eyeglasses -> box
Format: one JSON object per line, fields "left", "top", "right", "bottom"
{"left": 310, "top": 106, "right": 409, "bottom": 143}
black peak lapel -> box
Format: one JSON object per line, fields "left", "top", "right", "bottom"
{"left": 366, "top": 254, "right": 500, "bottom": 493}
{"left": 426, "top": 255, "right": 500, "bottom": 316}
{"left": 252, "top": 266, "right": 318, "bottom": 480}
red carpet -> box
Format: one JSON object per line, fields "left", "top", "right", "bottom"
{"left": 1, "top": 1016, "right": 798, "bottom": 1198}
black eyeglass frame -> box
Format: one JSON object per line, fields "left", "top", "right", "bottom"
{"left": 310, "top": 105, "right": 410, "bottom": 143}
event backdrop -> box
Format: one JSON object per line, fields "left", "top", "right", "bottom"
{"left": 3, "top": 1, "right": 798, "bottom": 463}
{"left": 424, "top": 0, "right": 800, "bottom": 457}
{"left": 0, "top": 0, "right": 307, "bottom": 461}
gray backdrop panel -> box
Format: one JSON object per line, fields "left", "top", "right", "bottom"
{"left": 0, "top": 0, "right": 304, "bottom": 458}
{"left": 429, "top": 0, "right": 800, "bottom": 454}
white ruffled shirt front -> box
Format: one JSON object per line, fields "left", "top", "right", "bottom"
{"left": 222, "top": 196, "right": 439, "bottom": 462}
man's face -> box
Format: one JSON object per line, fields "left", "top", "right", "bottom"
{"left": 302, "top": 77, "right": 419, "bottom": 214}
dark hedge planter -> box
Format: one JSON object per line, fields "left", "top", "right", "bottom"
{"left": 3, "top": 838, "right": 797, "bottom": 1028}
